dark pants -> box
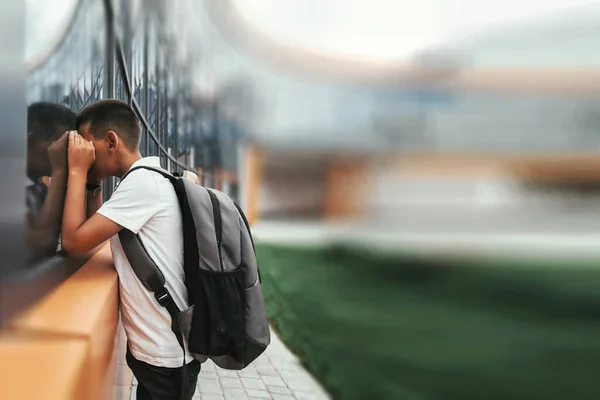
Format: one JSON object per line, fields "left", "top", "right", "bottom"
{"left": 126, "top": 347, "right": 201, "bottom": 400}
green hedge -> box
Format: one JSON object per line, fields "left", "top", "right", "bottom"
{"left": 256, "top": 244, "right": 600, "bottom": 400}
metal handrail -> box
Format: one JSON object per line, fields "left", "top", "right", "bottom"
{"left": 131, "top": 96, "right": 189, "bottom": 171}
{"left": 112, "top": 10, "right": 189, "bottom": 172}
{"left": 115, "top": 40, "right": 133, "bottom": 99}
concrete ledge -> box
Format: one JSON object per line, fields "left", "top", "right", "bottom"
{"left": 4, "top": 243, "right": 119, "bottom": 400}
{"left": 0, "top": 335, "right": 89, "bottom": 400}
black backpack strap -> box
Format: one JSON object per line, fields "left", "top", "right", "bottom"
{"left": 119, "top": 164, "right": 199, "bottom": 297}
{"left": 117, "top": 165, "right": 180, "bottom": 318}
{"left": 120, "top": 165, "right": 176, "bottom": 183}
{"left": 118, "top": 230, "right": 181, "bottom": 319}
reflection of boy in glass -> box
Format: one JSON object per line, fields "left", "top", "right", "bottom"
{"left": 26, "top": 102, "right": 76, "bottom": 258}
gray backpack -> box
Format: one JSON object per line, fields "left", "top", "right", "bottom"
{"left": 117, "top": 166, "right": 270, "bottom": 373}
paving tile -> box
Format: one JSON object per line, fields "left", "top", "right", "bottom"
{"left": 114, "top": 327, "right": 331, "bottom": 400}
{"left": 246, "top": 388, "right": 272, "bottom": 399}
{"left": 295, "top": 390, "right": 330, "bottom": 400}
{"left": 284, "top": 377, "right": 318, "bottom": 391}
{"left": 312, "top": 386, "right": 331, "bottom": 400}
{"left": 271, "top": 395, "right": 294, "bottom": 400}
{"left": 199, "top": 371, "right": 219, "bottom": 380}
{"left": 267, "top": 362, "right": 284, "bottom": 371}
{"left": 217, "top": 369, "right": 239, "bottom": 378}
{"left": 271, "top": 361, "right": 301, "bottom": 372}
{"left": 251, "top": 357, "right": 271, "bottom": 367}
{"left": 241, "top": 377, "right": 266, "bottom": 391}
{"left": 276, "top": 369, "right": 296, "bottom": 378}
{"left": 256, "top": 366, "right": 278, "bottom": 377}
{"left": 238, "top": 367, "right": 261, "bottom": 379}
{"left": 278, "top": 371, "right": 312, "bottom": 386}
{"left": 265, "top": 353, "right": 296, "bottom": 363}
{"left": 278, "top": 368, "right": 312, "bottom": 381}
{"left": 198, "top": 378, "right": 223, "bottom": 394}
{"left": 266, "top": 386, "right": 291, "bottom": 395}
{"left": 202, "top": 362, "right": 216, "bottom": 373}
{"left": 293, "top": 391, "right": 319, "bottom": 400}
{"left": 223, "top": 388, "right": 249, "bottom": 400}
{"left": 261, "top": 376, "right": 286, "bottom": 388}
{"left": 220, "top": 377, "right": 244, "bottom": 389}
{"left": 201, "top": 394, "right": 225, "bottom": 400}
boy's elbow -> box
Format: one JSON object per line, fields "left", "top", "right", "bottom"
{"left": 61, "top": 236, "right": 86, "bottom": 257}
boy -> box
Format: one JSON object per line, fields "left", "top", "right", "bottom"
{"left": 61, "top": 99, "right": 200, "bottom": 400}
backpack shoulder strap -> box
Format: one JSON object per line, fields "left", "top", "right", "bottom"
{"left": 119, "top": 230, "right": 188, "bottom": 397}
{"left": 120, "top": 164, "right": 200, "bottom": 303}
{"left": 120, "top": 165, "right": 176, "bottom": 183}
{"left": 116, "top": 164, "right": 190, "bottom": 399}
{"left": 118, "top": 229, "right": 181, "bottom": 318}
{"left": 117, "top": 164, "right": 180, "bottom": 314}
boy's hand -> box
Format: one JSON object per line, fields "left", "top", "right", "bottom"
{"left": 183, "top": 170, "right": 200, "bottom": 184}
{"left": 68, "top": 131, "right": 95, "bottom": 176}
{"left": 48, "top": 131, "right": 69, "bottom": 175}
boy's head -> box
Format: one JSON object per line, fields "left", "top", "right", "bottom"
{"left": 76, "top": 99, "right": 141, "bottom": 180}
{"left": 27, "top": 102, "right": 76, "bottom": 180}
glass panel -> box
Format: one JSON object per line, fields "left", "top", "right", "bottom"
{"left": 25, "top": 0, "right": 106, "bottom": 264}
{"left": 132, "top": 17, "right": 145, "bottom": 108}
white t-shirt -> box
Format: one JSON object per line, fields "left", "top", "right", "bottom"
{"left": 98, "top": 157, "right": 192, "bottom": 367}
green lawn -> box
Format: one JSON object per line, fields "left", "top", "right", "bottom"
{"left": 256, "top": 244, "right": 600, "bottom": 400}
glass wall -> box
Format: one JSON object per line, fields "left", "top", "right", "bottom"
{"left": 27, "top": 0, "right": 106, "bottom": 108}
{"left": 4, "top": 0, "right": 234, "bottom": 324}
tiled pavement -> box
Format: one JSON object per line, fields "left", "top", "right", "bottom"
{"left": 114, "top": 326, "right": 330, "bottom": 400}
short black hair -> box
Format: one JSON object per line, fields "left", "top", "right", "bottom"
{"left": 27, "top": 102, "right": 76, "bottom": 141}
{"left": 75, "top": 99, "right": 141, "bottom": 150}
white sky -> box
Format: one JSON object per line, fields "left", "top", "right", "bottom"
{"left": 232, "top": 0, "right": 600, "bottom": 61}
{"left": 25, "top": 0, "right": 77, "bottom": 62}
{"left": 26, "top": 0, "right": 599, "bottom": 63}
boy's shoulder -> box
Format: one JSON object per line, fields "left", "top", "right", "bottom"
{"left": 117, "top": 167, "right": 166, "bottom": 189}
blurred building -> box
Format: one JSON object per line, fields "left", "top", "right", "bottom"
{"left": 195, "top": 1, "right": 600, "bottom": 227}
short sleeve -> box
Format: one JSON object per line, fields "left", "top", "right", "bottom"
{"left": 97, "top": 171, "right": 161, "bottom": 234}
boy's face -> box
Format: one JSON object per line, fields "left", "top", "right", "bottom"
{"left": 78, "top": 122, "right": 114, "bottom": 181}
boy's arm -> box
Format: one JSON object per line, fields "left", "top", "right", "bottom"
{"left": 62, "top": 168, "right": 121, "bottom": 256}
{"left": 62, "top": 132, "right": 121, "bottom": 256}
